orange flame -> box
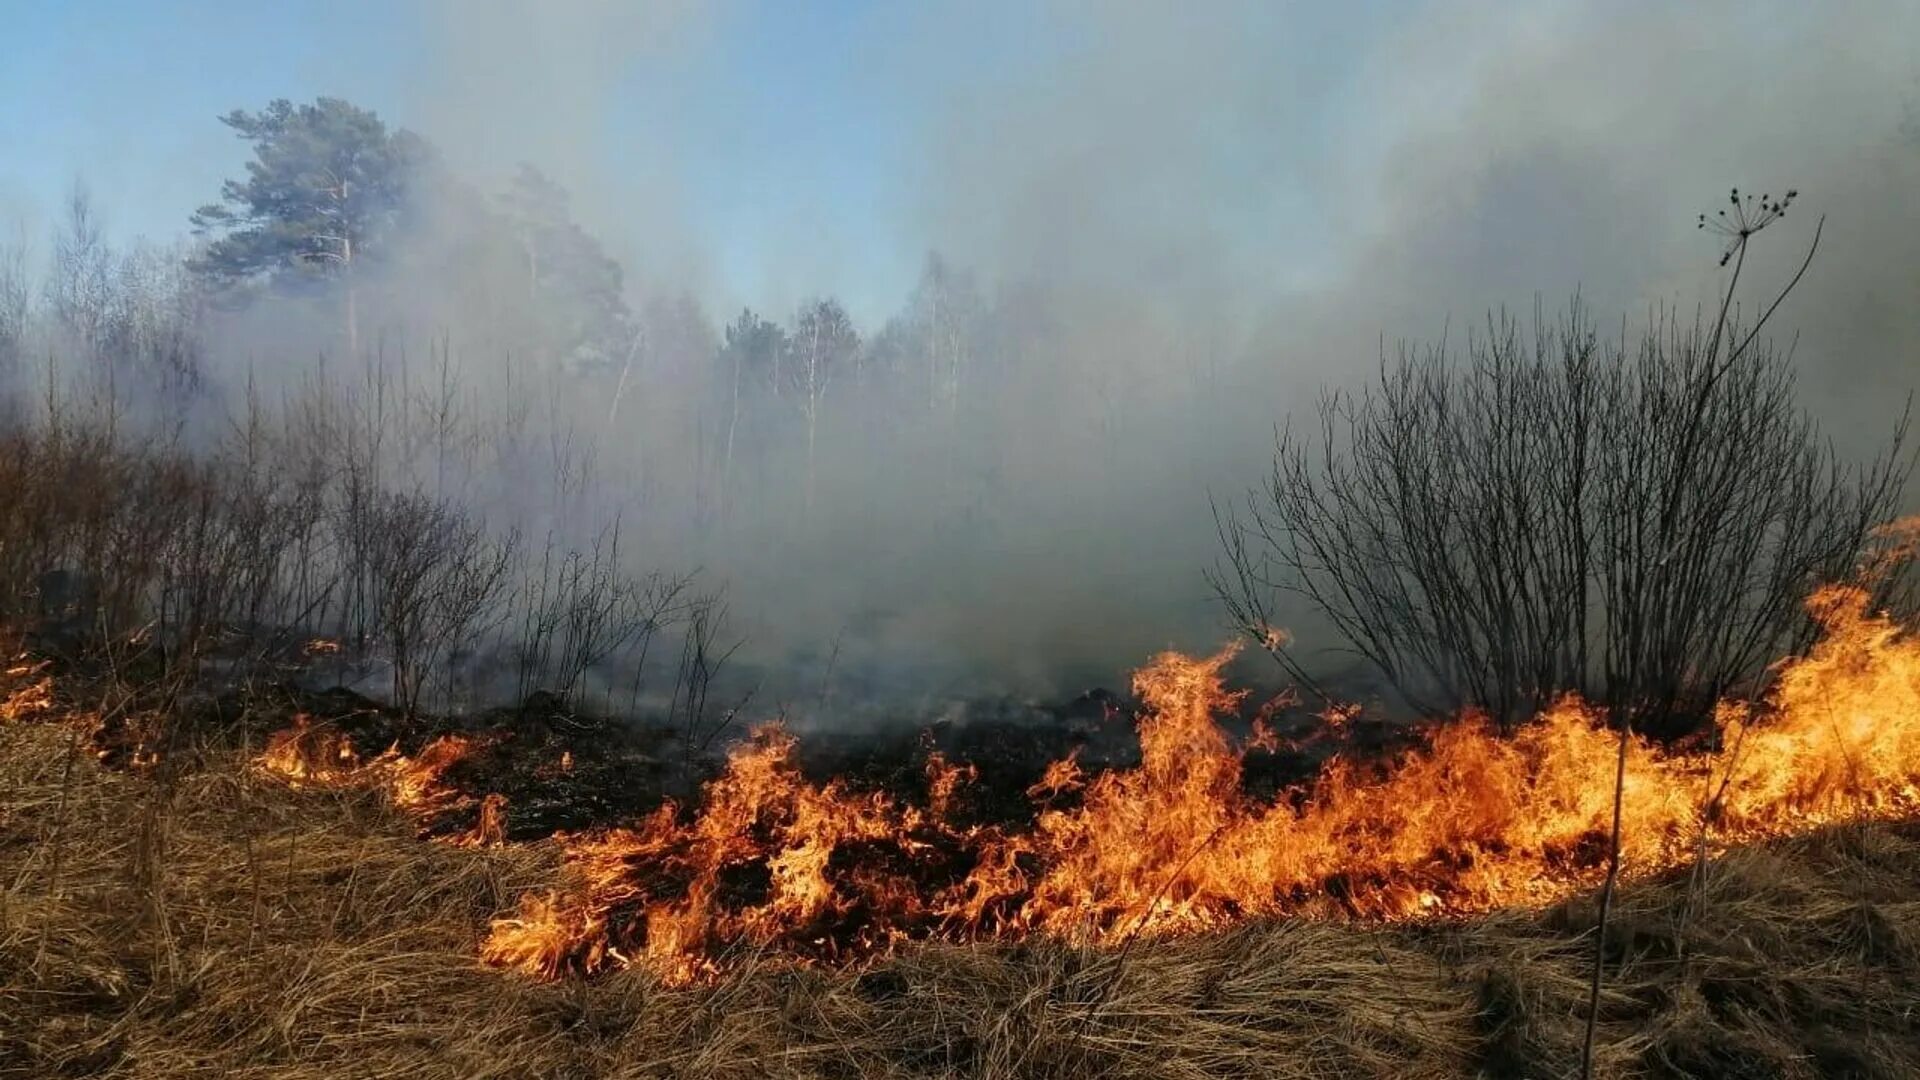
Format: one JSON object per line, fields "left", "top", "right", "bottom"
{"left": 255, "top": 716, "right": 484, "bottom": 830}
{"left": 1, "top": 657, "right": 55, "bottom": 724}
{"left": 479, "top": 581, "right": 1920, "bottom": 984}
{"left": 0, "top": 677, "right": 54, "bottom": 723}
{"left": 450, "top": 792, "right": 510, "bottom": 848}
{"left": 255, "top": 714, "right": 367, "bottom": 785}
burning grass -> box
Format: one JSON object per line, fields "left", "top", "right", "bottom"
{"left": 3, "top": 577, "right": 1917, "bottom": 1076}
{"left": 469, "top": 583, "right": 1920, "bottom": 986}
{"left": 3, "top": 712, "right": 1919, "bottom": 1078}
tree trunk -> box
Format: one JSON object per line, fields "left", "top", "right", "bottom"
{"left": 722, "top": 346, "right": 742, "bottom": 514}
{"left": 343, "top": 233, "right": 358, "bottom": 359}
{"left": 805, "top": 321, "right": 821, "bottom": 516}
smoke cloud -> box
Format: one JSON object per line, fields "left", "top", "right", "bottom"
{"left": 25, "top": 0, "right": 1920, "bottom": 710}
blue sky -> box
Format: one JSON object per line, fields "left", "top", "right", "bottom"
{"left": 0, "top": 2, "right": 419, "bottom": 239}
{"left": 0, "top": 1, "right": 1007, "bottom": 321}
{"left": 6, "top": 0, "right": 1907, "bottom": 337}
{"left": 0, "top": 0, "right": 1388, "bottom": 325}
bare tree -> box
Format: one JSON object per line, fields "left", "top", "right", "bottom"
{"left": 0, "top": 223, "right": 28, "bottom": 416}
{"left": 671, "top": 593, "right": 743, "bottom": 778}
{"left": 787, "top": 298, "right": 858, "bottom": 513}
{"left": 46, "top": 182, "right": 113, "bottom": 363}
{"left": 360, "top": 492, "right": 516, "bottom": 715}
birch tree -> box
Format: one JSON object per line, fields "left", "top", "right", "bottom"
{"left": 786, "top": 298, "right": 858, "bottom": 512}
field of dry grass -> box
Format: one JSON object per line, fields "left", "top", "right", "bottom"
{"left": 3, "top": 711, "right": 1918, "bottom": 1080}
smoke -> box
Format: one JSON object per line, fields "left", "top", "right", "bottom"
{"left": 24, "top": 0, "right": 1920, "bottom": 709}
{"left": 1274, "top": 0, "right": 1920, "bottom": 443}
{"left": 410, "top": 0, "right": 723, "bottom": 297}
{"left": 837, "top": 0, "right": 1919, "bottom": 692}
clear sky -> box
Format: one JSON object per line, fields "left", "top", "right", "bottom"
{"left": 0, "top": 1, "right": 1000, "bottom": 322}
{"left": 0, "top": 2, "right": 416, "bottom": 241}
{"left": 0, "top": 0, "right": 1394, "bottom": 326}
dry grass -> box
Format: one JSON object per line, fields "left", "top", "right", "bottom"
{"left": 2, "top": 717, "right": 1917, "bottom": 1079}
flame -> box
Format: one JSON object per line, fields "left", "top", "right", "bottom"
{"left": 480, "top": 724, "right": 961, "bottom": 982}
{"left": 477, "top": 581, "right": 1920, "bottom": 984}
{"left": 924, "top": 750, "right": 975, "bottom": 818}
{"left": 0, "top": 676, "right": 54, "bottom": 723}
{"left": 1, "top": 657, "right": 54, "bottom": 723}
{"left": 449, "top": 792, "right": 510, "bottom": 848}
{"left": 256, "top": 714, "right": 368, "bottom": 785}
{"left": 388, "top": 734, "right": 479, "bottom": 814}
{"left": 255, "top": 715, "right": 483, "bottom": 828}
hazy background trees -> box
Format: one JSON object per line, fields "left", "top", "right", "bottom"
{"left": 787, "top": 297, "right": 859, "bottom": 511}
{"left": 4, "top": 90, "right": 1914, "bottom": 712}
{"left": 0, "top": 223, "right": 33, "bottom": 408}
{"left": 496, "top": 163, "right": 634, "bottom": 375}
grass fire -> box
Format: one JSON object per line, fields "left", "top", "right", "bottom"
{"left": 237, "top": 579, "right": 1916, "bottom": 990}
{"left": 7, "top": 572, "right": 1920, "bottom": 1077}
{"left": 6, "top": 3, "right": 1920, "bottom": 1077}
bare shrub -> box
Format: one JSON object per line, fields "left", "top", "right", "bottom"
{"left": 671, "top": 593, "right": 744, "bottom": 775}
{"left": 0, "top": 355, "right": 699, "bottom": 726}
{"left": 0, "top": 189, "right": 708, "bottom": 729}
{"left": 1215, "top": 194, "right": 1914, "bottom": 732}
{"left": 354, "top": 492, "right": 515, "bottom": 716}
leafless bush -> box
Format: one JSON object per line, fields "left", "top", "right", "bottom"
{"left": 0, "top": 194, "right": 708, "bottom": 725}
{"left": 671, "top": 593, "right": 744, "bottom": 771}
{"left": 1215, "top": 195, "right": 1914, "bottom": 733}
{"left": 508, "top": 525, "right": 699, "bottom": 711}
{"left": 0, "top": 357, "right": 704, "bottom": 725}
{"left": 358, "top": 492, "right": 516, "bottom": 715}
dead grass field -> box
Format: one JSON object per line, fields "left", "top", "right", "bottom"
{"left": 3, "top": 717, "right": 1918, "bottom": 1080}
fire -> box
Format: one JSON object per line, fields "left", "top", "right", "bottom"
{"left": 478, "top": 581, "right": 1920, "bottom": 984}
{"left": 256, "top": 714, "right": 368, "bottom": 786}
{"left": 451, "top": 792, "right": 510, "bottom": 848}
{"left": 482, "top": 724, "right": 963, "bottom": 982}
{"left": 255, "top": 715, "right": 494, "bottom": 834}
{"left": 0, "top": 677, "right": 54, "bottom": 723}
{"left": 1, "top": 658, "right": 54, "bottom": 723}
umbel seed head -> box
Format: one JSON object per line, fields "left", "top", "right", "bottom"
{"left": 1701, "top": 183, "right": 1798, "bottom": 265}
